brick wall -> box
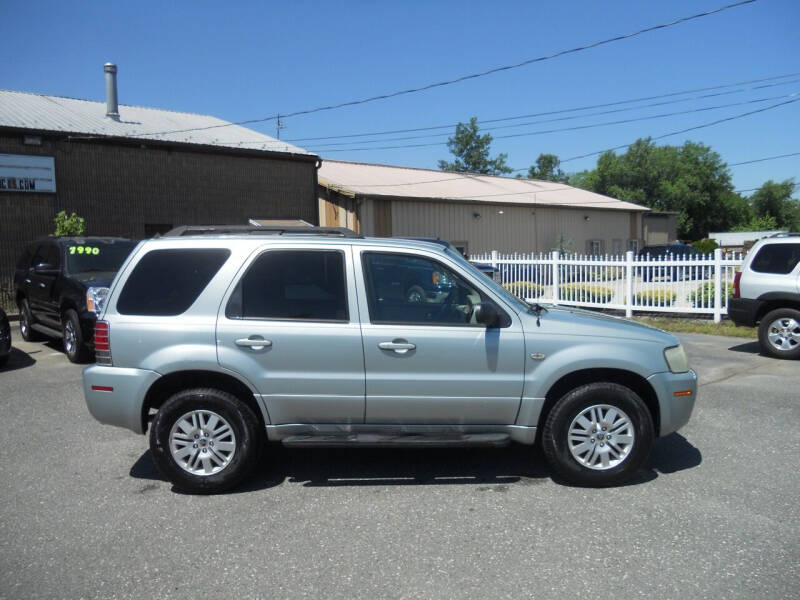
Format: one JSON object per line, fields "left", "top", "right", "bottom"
{"left": 0, "top": 131, "right": 318, "bottom": 310}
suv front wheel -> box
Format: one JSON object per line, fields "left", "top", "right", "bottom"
{"left": 542, "top": 382, "right": 654, "bottom": 486}
{"left": 758, "top": 308, "right": 800, "bottom": 359}
{"left": 150, "top": 388, "right": 261, "bottom": 493}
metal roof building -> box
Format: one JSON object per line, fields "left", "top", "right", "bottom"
{"left": 318, "top": 160, "right": 648, "bottom": 256}
{"left": 0, "top": 64, "right": 319, "bottom": 308}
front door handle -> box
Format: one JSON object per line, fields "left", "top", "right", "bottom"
{"left": 235, "top": 337, "right": 273, "bottom": 350}
{"left": 378, "top": 340, "right": 416, "bottom": 354}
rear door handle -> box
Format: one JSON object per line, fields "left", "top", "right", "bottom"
{"left": 378, "top": 341, "right": 416, "bottom": 354}
{"left": 235, "top": 337, "right": 272, "bottom": 350}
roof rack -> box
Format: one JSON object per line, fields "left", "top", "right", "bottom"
{"left": 766, "top": 232, "right": 800, "bottom": 238}
{"left": 162, "top": 225, "right": 363, "bottom": 238}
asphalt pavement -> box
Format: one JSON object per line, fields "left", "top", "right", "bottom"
{"left": 0, "top": 328, "right": 798, "bottom": 599}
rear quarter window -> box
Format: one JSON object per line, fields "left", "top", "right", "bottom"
{"left": 116, "top": 248, "right": 230, "bottom": 316}
{"left": 750, "top": 243, "right": 800, "bottom": 275}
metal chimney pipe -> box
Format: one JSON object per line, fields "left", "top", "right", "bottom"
{"left": 104, "top": 63, "right": 119, "bottom": 117}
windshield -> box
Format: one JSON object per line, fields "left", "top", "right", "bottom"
{"left": 65, "top": 240, "right": 137, "bottom": 274}
{"left": 444, "top": 247, "right": 531, "bottom": 314}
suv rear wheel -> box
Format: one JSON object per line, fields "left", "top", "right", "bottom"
{"left": 149, "top": 388, "right": 261, "bottom": 493}
{"left": 758, "top": 308, "right": 800, "bottom": 359}
{"left": 19, "top": 299, "right": 44, "bottom": 342}
{"left": 542, "top": 382, "right": 654, "bottom": 486}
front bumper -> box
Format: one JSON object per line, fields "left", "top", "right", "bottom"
{"left": 647, "top": 369, "right": 698, "bottom": 437}
{"left": 83, "top": 365, "right": 160, "bottom": 434}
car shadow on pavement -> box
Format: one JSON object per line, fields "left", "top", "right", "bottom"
{"left": 728, "top": 340, "right": 761, "bottom": 354}
{"left": 130, "top": 432, "right": 702, "bottom": 493}
{"left": 0, "top": 347, "right": 37, "bottom": 372}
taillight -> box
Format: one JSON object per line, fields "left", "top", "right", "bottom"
{"left": 733, "top": 271, "right": 742, "bottom": 299}
{"left": 94, "top": 321, "right": 112, "bottom": 365}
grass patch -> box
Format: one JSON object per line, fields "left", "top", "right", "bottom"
{"left": 633, "top": 316, "right": 756, "bottom": 338}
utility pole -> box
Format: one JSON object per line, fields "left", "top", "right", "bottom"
{"left": 276, "top": 114, "right": 285, "bottom": 140}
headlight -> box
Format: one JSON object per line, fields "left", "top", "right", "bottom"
{"left": 664, "top": 345, "right": 689, "bottom": 373}
{"left": 86, "top": 286, "right": 110, "bottom": 315}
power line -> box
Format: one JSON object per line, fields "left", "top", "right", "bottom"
{"left": 559, "top": 96, "right": 800, "bottom": 163}
{"left": 75, "top": 0, "right": 758, "bottom": 141}
{"left": 308, "top": 91, "right": 798, "bottom": 150}
{"left": 287, "top": 72, "right": 800, "bottom": 143}
{"left": 729, "top": 151, "right": 800, "bottom": 166}
{"left": 311, "top": 94, "right": 800, "bottom": 154}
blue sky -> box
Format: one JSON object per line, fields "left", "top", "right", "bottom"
{"left": 1, "top": 0, "right": 798, "bottom": 193}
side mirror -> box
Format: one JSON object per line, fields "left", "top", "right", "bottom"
{"left": 34, "top": 263, "right": 60, "bottom": 276}
{"left": 474, "top": 302, "right": 500, "bottom": 328}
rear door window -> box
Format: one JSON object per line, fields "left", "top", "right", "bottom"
{"left": 226, "top": 250, "right": 348, "bottom": 322}
{"left": 117, "top": 248, "right": 230, "bottom": 315}
{"left": 750, "top": 244, "right": 800, "bottom": 274}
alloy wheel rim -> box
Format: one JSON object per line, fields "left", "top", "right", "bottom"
{"left": 568, "top": 404, "right": 635, "bottom": 470}
{"left": 169, "top": 410, "right": 236, "bottom": 476}
{"left": 767, "top": 317, "right": 800, "bottom": 352}
{"left": 64, "top": 320, "right": 76, "bottom": 354}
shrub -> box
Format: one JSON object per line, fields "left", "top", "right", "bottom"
{"left": 585, "top": 266, "right": 625, "bottom": 281}
{"left": 691, "top": 239, "right": 718, "bottom": 255}
{"left": 503, "top": 281, "right": 544, "bottom": 299}
{"left": 689, "top": 281, "right": 734, "bottom": 307}
{"left": 53, "top": 210, "right": 86, "bottom": 236}
{"left": 559, "top": 283, "right": 614, "bottom": 304}
{"left": 633, "top": 289, "right": 677, "bottom": 306}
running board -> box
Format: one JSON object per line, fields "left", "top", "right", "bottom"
{"left": 280, "top": 433, "right": 511, "bottom": 448}
{"left": 31, "top": 323, "right": 62, "bottom": 338}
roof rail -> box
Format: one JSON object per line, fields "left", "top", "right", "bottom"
{"left": 162, "top": 225, "right": 363, "bottom": 238}
{"left": 766, "top": 232, "right": 800, "bottom": 238}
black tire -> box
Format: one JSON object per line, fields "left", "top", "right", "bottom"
{"left": 542, "top": 382, "right": 654, "bottom": 487}
{"left": 150, "top": 388, "right": 262, "bottom": 493}
{"left": 0, "top": 354, "right": 8, "bottom": 368}
{"left": 758, "top": 308, "right": 800, "bottom": 360}
{"left": 62, "top": 309, "right": 91, "bottom": 363}
{"left": 19, "top": 299, "right": 44, "bottom": 342}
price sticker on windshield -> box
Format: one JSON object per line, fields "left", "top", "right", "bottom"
{"left": 68, "top": 246, "right": 100, "bottom": 255}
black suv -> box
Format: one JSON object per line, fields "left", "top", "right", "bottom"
{"left": 14, "top": 237, "right": 136, "bottom": 362}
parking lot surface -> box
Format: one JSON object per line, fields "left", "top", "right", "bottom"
{"left": 1, "top": 328, "right": 798, "bottom": 599}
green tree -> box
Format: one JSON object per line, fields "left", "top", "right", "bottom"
{"left": 438, "top": 117, "right": 512, "bottom": 175}
{"left": 525, "top": 153, "right": 568, "bottom": 182}
{"left": 750, "top": 179, "right": 799, "bottom": 230}
{"left": 579, "top": 138, "right": 746, "bottom": 239}
{"left": 53, "top": 210, "right": 86, "bottom": 236}
{"left": 731, "top": 214, "right": 778, "bottom": 232}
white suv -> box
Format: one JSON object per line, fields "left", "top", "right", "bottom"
{"left": 729, "top": 234, "right": 800, "bottom": 359}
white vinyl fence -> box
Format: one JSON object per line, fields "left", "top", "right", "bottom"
{"left": 470, "top": 249, "right": 744, "bottom": 322}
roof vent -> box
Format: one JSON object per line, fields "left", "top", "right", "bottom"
{"left": 103, "top": 63, "right": 119, "bottom": 118}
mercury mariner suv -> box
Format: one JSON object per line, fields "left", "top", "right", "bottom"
{"left": 83, "top": 225, "right": 697, "bottom": 493}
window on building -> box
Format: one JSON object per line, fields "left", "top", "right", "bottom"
{"left": 750, "top": 244, "right": 800, "bottom": 274}
{"left": 628, "top": 239, "right": 640, "bottom": 252}
{"left": 117, "top": 249, "right": 230, "bottom": 316}
{"left": 586, "top": 240, "right": 604, "bottom": 255}
{"left": 226, "top": 250, "right": 348, "bottom": 322}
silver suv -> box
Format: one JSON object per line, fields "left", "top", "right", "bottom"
{"left": 83, "top": 226, "right": 697, "bottom": 493}
{"left": 729, "top": 234, "right": 800, "bottom": 359}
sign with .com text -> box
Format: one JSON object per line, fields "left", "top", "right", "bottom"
{"left": 0, "top": 153, "right": 56, "bottom": 193}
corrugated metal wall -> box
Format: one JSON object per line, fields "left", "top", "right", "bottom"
{"left": 364, "top": 198, "right": 636, "bottom": 255}
{"left": 0, "top": 133, "right": 318, "bottom": 309}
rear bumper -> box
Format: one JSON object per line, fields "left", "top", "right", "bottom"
{"left": 83, "top": 365, "right": 160, "bottom": 434}
{"left": 728, "top": 298, "right": 760, "bottom": 327}
{"left": 647, "top": 369, "right": 698, "bottom": 437}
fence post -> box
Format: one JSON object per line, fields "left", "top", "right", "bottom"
{"left": 713, "top": 248, "right": 722, "bottom": 323}
{"left": 625, "top": 250, "right": 634, "bottom": 318}
{"left": 551, "top": 250, "right": 560, "bottom": 305}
